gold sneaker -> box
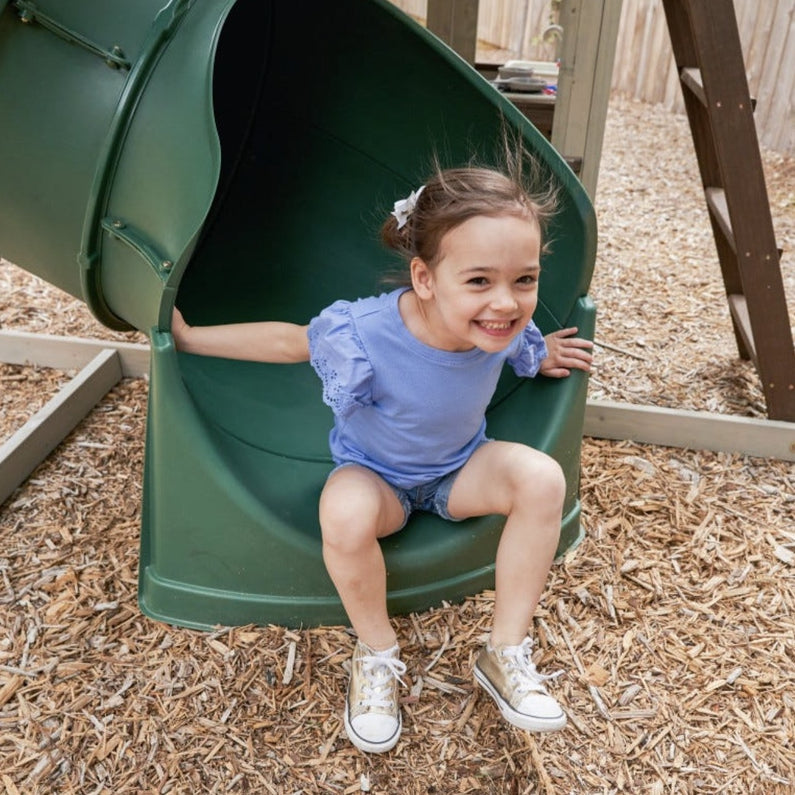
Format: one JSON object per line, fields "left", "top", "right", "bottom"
{"left": 474, "top": 638, "right": 566, "bottom": 732}
{"left": 344, "top": 642, "right": 406, "bottom": 753}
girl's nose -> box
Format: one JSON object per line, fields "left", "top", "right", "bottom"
{"left": 490, "top": 286, "right": 519, "bottom": 312}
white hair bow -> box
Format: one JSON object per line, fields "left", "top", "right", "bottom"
{"left": 391, "top": 186, "right": 425, "bottom": 230}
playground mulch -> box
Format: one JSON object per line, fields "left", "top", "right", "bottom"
{"left": 1, "top": 93, "right": 794, "bottom": 793}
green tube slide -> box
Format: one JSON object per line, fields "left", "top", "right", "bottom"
{"left": 0, "top": 0, "right": 596, "bottom": 629}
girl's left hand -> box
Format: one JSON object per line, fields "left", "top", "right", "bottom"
{"left": 539, "top": 327, "right": 594, "bottom": 378}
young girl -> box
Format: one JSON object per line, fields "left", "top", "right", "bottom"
{"left": 172, "top": 164, "right": 593, "bottom": 754}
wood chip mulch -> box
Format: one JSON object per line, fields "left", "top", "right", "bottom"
{"left": 1, "top": 94, "right": 794, "bottom": 794}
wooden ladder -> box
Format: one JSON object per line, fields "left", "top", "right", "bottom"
{"left": 662, "top": 0, "right": 795, "bottom": 421}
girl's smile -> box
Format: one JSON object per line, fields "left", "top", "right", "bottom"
{"left": 402, "top": 212, "right": 542, "bottom": 353}
{"left": 476, "top": 318, "right": 519, "bottom": 335}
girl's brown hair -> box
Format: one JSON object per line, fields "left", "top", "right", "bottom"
{"left": 380, "top": 148, "right": 558, "bottom": 275}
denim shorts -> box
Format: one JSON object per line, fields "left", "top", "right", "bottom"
{"left": 331, "top": 441, "right": 491, "bottom": 530}
{"left": 387, "top": 467, "right": 466, "bottom": 530}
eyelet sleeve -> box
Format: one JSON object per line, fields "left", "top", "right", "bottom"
{"left": 507, "top": 320, "right": 548, "bottom": 378}
{"left": 308, "top": 300, "right": 374, "bottom": 419}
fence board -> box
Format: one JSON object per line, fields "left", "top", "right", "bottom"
{"left": 759, "top": 3, "right": 794, "bottom": 148}
{"left": 777, "top": 25, "right": 795, "bottom": 153}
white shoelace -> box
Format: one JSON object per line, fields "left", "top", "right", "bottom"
{"left": 501, "top": 638, "right": 562, "bottom": 696}
{"left": 358, "top": 652, "right": 407, "bottom": 709}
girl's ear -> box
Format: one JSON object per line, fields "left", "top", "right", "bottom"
{"left": 410, "top": 257, "right": 434, "bottom": 300}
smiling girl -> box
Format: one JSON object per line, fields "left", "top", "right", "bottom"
{"left": 172, "top": 163, "right": 593, "bottom": 754}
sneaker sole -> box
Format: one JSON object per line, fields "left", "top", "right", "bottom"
{"left": 474, "top": 664, "right": 567, "bottom": 733}
{"left": 344, "top": 704, "right": 402, "bottom": 754}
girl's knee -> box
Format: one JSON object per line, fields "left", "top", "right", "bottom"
{"left": 319, "top": 466, "right": 404, "bottom": 552}
{"left": 510, "top": 447, "right": 566, "bottom": 505}
{"left": 320, "top": 495, "right": 377, "bottom": 553}
{"left": 319, "top": 469, "right": 395, "bottom": 552}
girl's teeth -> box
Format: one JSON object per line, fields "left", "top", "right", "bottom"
{"left": 480, "top": 321, "right": 510, "bottom": 329}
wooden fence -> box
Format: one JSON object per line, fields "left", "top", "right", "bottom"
{"left": 388, "top": 0, "right": 795, "bottom": 155}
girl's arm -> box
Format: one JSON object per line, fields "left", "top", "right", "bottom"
{"left": 171, "top": 307, "right": 310, "bottom": 363}
{"left": 539, "top": 327, "right": 593, "bottom": 378}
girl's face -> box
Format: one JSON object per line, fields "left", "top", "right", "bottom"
{"left": 410, "top": 213, "right": 541, "bottom": 353}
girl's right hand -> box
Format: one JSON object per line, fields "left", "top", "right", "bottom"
{"left": 171, "top": 306, "right": 189, "bottom": 349}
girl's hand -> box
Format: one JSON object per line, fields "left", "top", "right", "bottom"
{"left": 171, "top": 306, "right": 190, "bottom": 350}
{"left": 539, "top": 327, "right": 593, "bottom": 378}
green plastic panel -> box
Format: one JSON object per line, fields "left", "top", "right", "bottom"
{"left": 0, "top": 0, "right": 227, "bottom": 330}
{"left": 0, "top": 0, "right": 597, "bottom": 629}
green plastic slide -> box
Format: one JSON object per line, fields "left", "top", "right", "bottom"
{"left": 0, "top": 0, "right": 596, "bottom": 628}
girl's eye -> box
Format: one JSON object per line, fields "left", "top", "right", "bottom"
{"left": 467, "top": 277, "right": 489, "bottom": 286}
{"left": 517, "top": 274, "right": 538, "bottom": 285}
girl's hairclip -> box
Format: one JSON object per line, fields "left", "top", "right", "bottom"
{"left": 391, "top": 186, "right": 425, "bottom": 230}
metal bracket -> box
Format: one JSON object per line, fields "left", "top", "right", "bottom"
{"left": 101, "top": 217, "right": 173, "bottom": 278}
{"left": 13, "top": 0, "right": 131, "bottom": 69}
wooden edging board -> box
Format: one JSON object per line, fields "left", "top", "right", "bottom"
{"left": 2, "top": 330, "right": 794, "bottom": 471}
{"left": 0, "top": 348, "right": 124, "bottom": 503}
{"left": 584, "top": 399, "right": 795, "bottom": 463}
{"left": 0, "top": 329, "right": 149, "bottom": 377}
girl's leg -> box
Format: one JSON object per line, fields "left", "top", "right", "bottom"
{"left": 319, "top": 465, "right": 406, "bottom": 650}
{"left": 319, "top": 465, "right": 408, "bottom": 753}
{"left": 446, "top": 441, "right": 566, "bottom": 645}
{"left": 447, "top": 441, "right": 568, "bottom": 732}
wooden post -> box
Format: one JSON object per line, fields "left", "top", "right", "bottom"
{"left": 426, "top": 0, "right": 479, "bottom": 65}
{"left": 552, "top": 0, "right": 623, "bottom": 198}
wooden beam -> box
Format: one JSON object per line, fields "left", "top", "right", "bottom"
{"left": 0, "top": 329, "right": 149, "bottom": 377}
{"left": 0, "top": 348, "right": 123, "bottom": 504}
{"left": 426, "top": 0, "right": 479, "bottom": 64}
{"left": 585, "top": 399, "right": 795, "bottom": 462}
{"left": 552, "top": 0, "right": 623, "bottom": 198}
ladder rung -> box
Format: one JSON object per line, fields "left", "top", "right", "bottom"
{"left": 727, "top": 294, "right": 757, "bottom": 365}
{"left": 705, "top": 187, "right": 734, "bottom": 251}
{"left": 680, "top": 66, "right": 757, "bottom": 113}
{"left": 681, "top": 67, "right": 706, "bottom": 105}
